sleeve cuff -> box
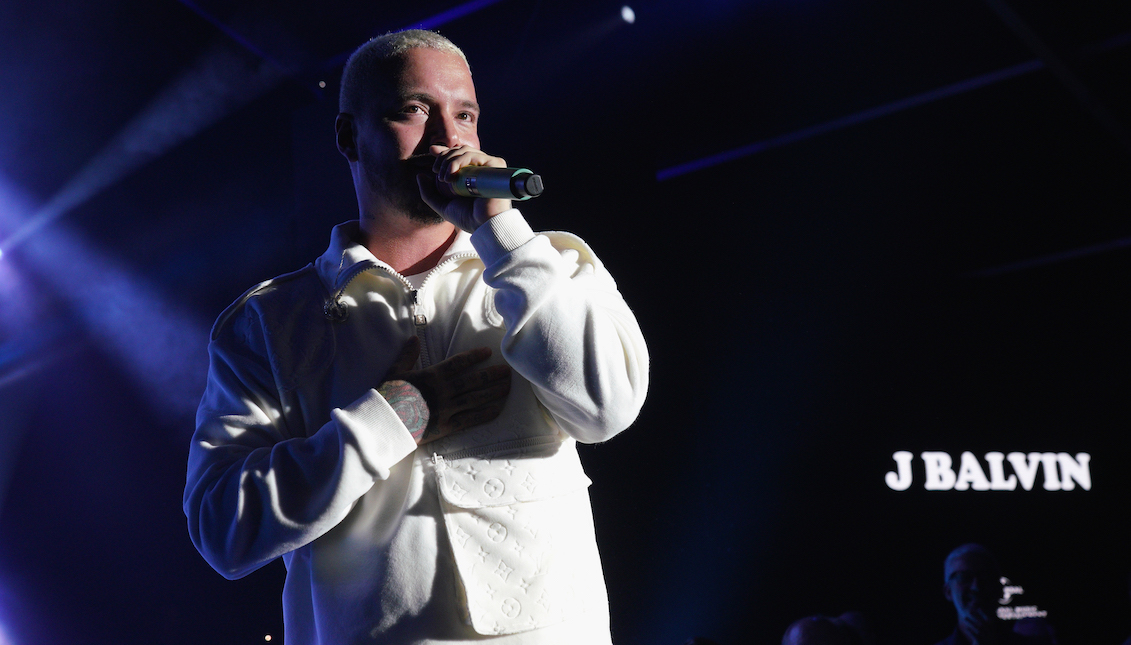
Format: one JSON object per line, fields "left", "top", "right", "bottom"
{"left": 332, "top": 389, "right": 419, "bottom": 478}
{"left": 471, "top": 208, "right": 536, "bottom": 264}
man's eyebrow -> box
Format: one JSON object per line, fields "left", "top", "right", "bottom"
{"left": 399, "top": 92, "right": 434, "bottom": 104}
{"left": 398, "top": 93, "right": 480, "bottom": 113}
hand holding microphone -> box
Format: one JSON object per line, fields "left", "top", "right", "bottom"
{"left": 414, "top": 144, "right": 544, "bottom": 233}
{"left": 412, "top": 146, "right": 543, "bottom": 200}
{"left": 445, "top": 166, "right": 544, "bottom": 200}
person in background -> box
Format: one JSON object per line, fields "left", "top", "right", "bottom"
{"left": 934, "top": 544, "right": 1054, "bottom": 645}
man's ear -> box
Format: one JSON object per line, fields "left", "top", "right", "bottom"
{"left": 943, "top": 582, "right": 953, "bottom": 603}
{"left": 336, "top": 113, "right": 359, "bottom": 162}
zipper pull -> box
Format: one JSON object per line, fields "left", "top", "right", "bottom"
{"left": 324, "top": 297, "right": 348, "bottom": 322}
{"left": 410, "top": 289, "right": 428, "bottom": 326}
{"left": 431, "top": 453, "right": 443, "bottom": 465}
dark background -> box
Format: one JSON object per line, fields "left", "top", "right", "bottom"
{"left": 0, "top": 1, "right": 1128, "bottom": 644}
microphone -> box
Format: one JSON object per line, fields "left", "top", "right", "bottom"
{"left": 448, "top": 167, "right": 544, "bottom": 201}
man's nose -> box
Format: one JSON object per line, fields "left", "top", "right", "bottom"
{"left": 428, "top": 113, "right": 462, "bottom": 147}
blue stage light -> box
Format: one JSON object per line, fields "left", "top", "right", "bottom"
{"left": 411, "top": 0, "right": 508, "bottom": 31}
{"left": 0, "top": 618, "right": 14, "bottom": 645}
{"left": 621, "top": 6, "right": 636, "bottom": 24}
{"left": 657, "top": 59, "right": 1045, "bottom": 181}
{"left": 0, "top": 175, "right": 210, "bottom": 421}
{"left": 0, "top": 42, "right": 284, "bottom": 257}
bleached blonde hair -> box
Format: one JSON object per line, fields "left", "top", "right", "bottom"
{"left": 339, "top": 29, "right": 469, "bottom": 116}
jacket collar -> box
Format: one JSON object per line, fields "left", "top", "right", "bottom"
{"left": 315, "top": 220, "right": 475, "bottom": 290}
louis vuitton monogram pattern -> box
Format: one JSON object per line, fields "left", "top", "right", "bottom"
{"left": 434, "top": 449, "right": 596, "bottom": 635}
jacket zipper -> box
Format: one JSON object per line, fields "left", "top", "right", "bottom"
{"left": 323, "top": 251, "right": 478, "bottom": 369}
{"left": 430, "top": 435, "right": 559, "bottom": 464}
{"left": 411, "top": 288, "right": 432, "bottom": 368}
{"left": 323, "top": 259, "right": 379, "bottom": 322}
{"left": 410, "top": 251, "right": 475, "bottom": 368}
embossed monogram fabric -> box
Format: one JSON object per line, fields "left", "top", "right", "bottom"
{"left": 434, "top": 448, "right": 600, "bottom": 635}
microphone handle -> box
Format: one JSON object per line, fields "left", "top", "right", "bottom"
{"left": 449, "top": 167, "right": 544, "bottom": 201}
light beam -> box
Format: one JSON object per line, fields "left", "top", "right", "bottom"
{"left": 0, "top": 175, "right": 210, "bottom": 423}
{"left": 657, "top": 59, "right": 1045, "bottom": 181}
{"left": 0, "top": 42, "right": 285, "bottom": 256}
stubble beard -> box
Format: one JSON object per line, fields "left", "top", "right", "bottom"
{"left": 360, "top": 143, "right": 444, "bottom": 225}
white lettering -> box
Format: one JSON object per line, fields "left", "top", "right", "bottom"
{"left": 1058, "top": 452, "right": 1091, "bottom": 490}
{"left": 885, "top": 451, "right": 914, "bottom": 491}
{"left": 1038, "top": 453, "right": 1062, "bottom": 491}
{"left": 922, "top": 452, "right": 956, "bottom": 490}
{"left": 889, "top": 450, "right": 1091, "bottom": 492}
{"left": 999, "top": 577, "right": 1024, "bottom": 605}
{"left": 1006, "top": 452, "right": 1042, "bottom": 491}
{"left": 1001, "top": 584, "right": 1024, "bottom": 604}
{"left": 995, "top": 577, "right": 1046, "bottom": 620}
{"left": 997, "top": 605, "right": 1047, "bottom": 620}
{"left": 985, "top": 452, "right": 1017, "bottom": 490}
{"left": 954, "top": 451, "right": 991, "bottom": 491}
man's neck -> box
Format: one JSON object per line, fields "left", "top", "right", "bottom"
{"left": 359, "top": 212, "right": 459, "bottom": 276}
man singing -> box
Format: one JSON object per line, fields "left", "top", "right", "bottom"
{"left": 183, "top": 29, "right": 648, "bottom": 644}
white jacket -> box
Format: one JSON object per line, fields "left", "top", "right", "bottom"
{"left": 184, "top": 210, "right": 649, "bottom": 644}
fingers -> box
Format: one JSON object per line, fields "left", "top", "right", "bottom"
{"left": 396, "top": 345, "right": 512, "bottom": 442}
{"left": 440, "top": 368, "right": 510, "bottom": 433}
{"left": 396, "top": 346, "right": 497, "bottom": 392}
{"left": 416, "top": 379, "right": 510, "bottom": 445}
{"left": 386, "top": 336, "right": 421, "bottom": 378}
{"left": 449, "top": 371, "right": 511, "bottom": 408}
{"left": 432, "top": 346, "right": 493, "bottom": 378}
{"left": 449, "top": 363, "right": 511, "bottom": 392}
{"left": 429, "top": 144, "right": 507, "bottom": 182}
{"left": 422, "top": 146, "right": 513, "bottom": 231}
{"left": 445, "top": 396, "right": 508, "bottom": 432}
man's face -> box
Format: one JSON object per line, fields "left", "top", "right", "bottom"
{"left": 944, "top": 553, "right": 1002, "bottom": 619}
{"left": 354, "top": 47, "right": 481, "bottom": 224}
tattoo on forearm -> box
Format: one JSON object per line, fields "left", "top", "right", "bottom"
{"left": 378, "top": 381, "right": 430, "bottom": 441}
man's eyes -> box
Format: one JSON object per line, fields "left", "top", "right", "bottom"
{"left": 391, "top": 106, "right": 477, "bottom": 122}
